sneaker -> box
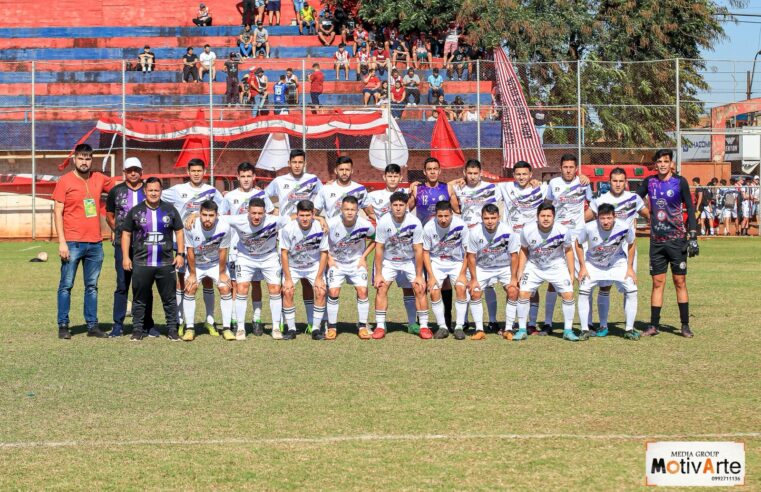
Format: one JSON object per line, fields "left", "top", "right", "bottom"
{"left": 470, "top": 330, "right": 486, "bottom": 340}
{"left": 371, "top": 327, "right": 386, "bottom": 339}
{"left": 235, "top": 327, "right": 246, "bottom": 341}
{"left": 434, "top": 327, "right": 449, "bottom": 339}
{"left": 87, "top": 326, "right": 108, "bottom": 338}
{"left": 130, "top": 330, "right": 145, "bottom": 341}
{"left": 453, "top": 327, "right": 466, "bottom": 340}
{"left": 680, "top": 324, "right": 694, "bottom": 338}
{"left": 271, "top": 328, "right": 284, "bottom": 340}
{"left": 513, "top": 329, "right": 528, "bottom": 341}
{"left": 624, "top": 330, "right": 641, "bottom": 340}
{"left": 182, "top": 329, "right": 195, "bottom": 342}
{"left": 502, "top": 329, "right": 514, "bottom": 341}
{"left": 419, "top": 327, "right": 433, "bottom": 339}
{"left": 178, "top": 323, "right": 185, "bottom": 338}
{"left": 283, "top": 329, "right": 297, "bottom": 340}
{"left": 58, "top": 325, "right": 71, "bottom": 340}
{"left": 205, "top": 322, "right": 219, "bottom": 337}
{"left": 541, "top": 324, "right": 553, "bottom": 335}
{"left": 407, "top": 323, "right": 421, "bottom": 335}
{"left": 109, "top": 326, "right": 123, "bottom": 338}
{"left": 148, "top": 327, "right": 161, "bottom": 338}
{"left": 358, "top": 327, "right": 372, "bottom": 340}
{"left": 311, "top": 329, "right": 325, "bottom": 340}
{"left": 167, "top": 330, "right": 181, "bottom": 342}
{"left": 578, "top": 330, "right": 590, "bottom": 341}
{"left": 641, "top": 325, "right": 660, "bottom": 337}
{"left": 326, "top": 327, "right": 337, "bottom": 340}
{"left": 252, "top": 321, "right": 264, "bottom": 337}
{"left": 562, "top": 329, "right": 579, "bottom": 341}
{"left": 527, "top": 325, "right": 539, "bottom": 336}
{"left": 222, "top": 329, "right": 236, "bottom": 341}
{"left": 596, "top": 327, "right": 609, "bottom": 337}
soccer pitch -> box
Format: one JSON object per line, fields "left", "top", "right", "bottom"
{"left": 1, "top": 239, "right": 759, "bottom": 489}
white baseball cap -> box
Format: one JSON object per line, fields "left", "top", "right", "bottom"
{"left": 123, "top": 157, "right": 143, "bottom": 170}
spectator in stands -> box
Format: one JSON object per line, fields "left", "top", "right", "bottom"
{"left": 181, "top": 47, "right": 199, "bottom": 83}
{"left": 332, "top": 5, "right": 349, "bottom": 42}
{"left": 391, "top": 79, "right": 407, "bottom": 118}
{"left": 254, "top": 0, "right": 265, "bottom": 24}
{"left": 225, "top": 53, "right": 241, "bottom": 106}
{"left": 252, "top": 67, "right": 268, "bottom": 115}
{"left": 285, "top": 67, "right": 299, "bottom": 105}
{"left": 362, "top": 68, "right": 381, "bottom": 105}
{"left": 138, "top": 45, "right": 156, "bottom": 73}
{"left": 391, "top": 35, "right": 410, "bottom": 70}
{"left": 238, "top": 24, "right": 254, "bottom": 58}
{"left": 532, "top": 101, "right": 546, "bottom": 143}
{"left": 240, "top": 0, "right": 256, "bottom": 26}
{"left": 266, "top": 0, "right": 280, "bottom": 26}
{"left": 377, "top": 80, "right": 390, "bottom": 107}
{"left": 273, "top": 75, "right": 287, "bottom": 113}
{"left": 317, "top": 10, "right": 336, "bottom": 45}
{"left": 352, "top": 22, "right": 370, "bottom": 58}
{"left": 427, "top": 67, "right": 444, "bottom": 104}
{"left": 334, "top": 43, "right": 350, "bottom": 81}
{"left": 461, "top": 104, "right": 479, "bottom": 121}
{"left": 239, "top": 74, "right": 252, "bottom": 104}
{"left": 427, "top": 109, "right": 439, "bottom": 121}
{"left": 355, "top": 42, "right": 371, "bottom": 81}
{"left": 389, "top": 68, "right": 402, "bottom": 86}
{"left": 431, "top": 28, "right": 445, "bottom": 58}
{"left": 372, "top": 41, "right": 389, "bottom": 76}
{"left": 451, "top": 95, "right": 465, "bottom": 120}
{"left": 299, "top": 1, "right": 317, "bottom": 35}
{"left": 309, "top": 63, "right": 324, "bottom": 105}
{"left": 447, "top": 43, "right": 471, "bottom": 81}
{"left": 403, "top": 68, "right": 421, "bottom": 106}
{"left": 443, "top": 21, "right": 460, "bottom": 59}
{"left": 254, "top": 21, "right": 271, "bottom": 58}
{"left": 436, "top": 94, "right": 456, "bottom": 120}
{"left": 411, "top": 33, "right": 431, "bottom": 70}
{"left": 198, "top": 44, "right": 217, "bottom": 81}
{"left": 193, "top": 3, "right": 212, "bottom": 26}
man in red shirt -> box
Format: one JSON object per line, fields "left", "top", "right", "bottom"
{"left": 362, "top": 68, "right": 381, "bottom": 105}
{"left": 53, "top": 144, "right": 115, "bottom": 339}
{"left": 309, "top": 62, "right": 324, "bottom": 106}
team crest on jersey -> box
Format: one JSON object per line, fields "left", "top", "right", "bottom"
{"left": 656, "top": 199, "right": 667, "bottom": 209}
{"left": 667, "top": 189, "right": 674, "bottom": 197}
{"left": 139, "top": 216, "right": 147, "bottom": 225}
{"left": 657, "top": 210, "right": 667, "bottom": 221}
{"left": 162, "top": 216, "right": 171, "bottom": 224}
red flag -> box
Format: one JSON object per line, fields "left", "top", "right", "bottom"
{"left": 430, "top": 108, "right": 465, "bottom": 169}
{"left": 58, "top": 126, "right": 97, "bottom": 170}
{"left": 174, "top": 136, "right": 210, "bottom": 168}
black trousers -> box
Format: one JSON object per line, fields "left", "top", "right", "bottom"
{"left": 183, "top": 66, "right": 198, "bottom": 82}
{"left": 132, "top": 264, "right": 178, "bottom": 333}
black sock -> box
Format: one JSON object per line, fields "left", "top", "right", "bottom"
{"left": 678, "top": 302, "right": 689, "bottom": 325}
{"left": 650, "top": 306, "right": 661, "bottom": 326}
{"left": 442, "top": 289, "right": 453, "bottom": 327}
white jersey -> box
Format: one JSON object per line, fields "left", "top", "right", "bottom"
{"left": 186, "top": 218, "right": 231, "bottom": 270}
{"left": 499, "top": 182, "right": 548, "bottom": 231}
{"left": 453, "top": 181, "right": 501, "bottom": 227}
{"left": 314, "top": 181, "right": 368, "bottom": 218}
{"left": 162, "top": 182, "right": 223, "bottom": 221}
{"left": 520, "top": 221, "right": 573, "bottom": 270}
{"left": 226, "top": 214, "right": 280, "bottom": 261}
{"left": 547, "top": 176, "right": 592, "bottom": 229}
{"left": 327, "top": 215, "right": 375, "bottom": 265}
{"left": 375, "top": 212, "right": 423, "bottom": 264}
{"left": 466, "top": 222, "right": 520, "bottom": 270}
{"left": 367, "top": 187, "right": 408, "bottom": 219}
{"left": 422, "top": 216, "right": 467, "bottom": 264}
{"left": 265, "top": 172, "right": 323, "bottom": 223}
{"left": 220, "top": 187, "right": 275, "bottom": 216}
{"left": 279, "top": 220, "right": 329, "bottom": 270}
{"left": 577, "top": 219, "right": 634, "bottom": 269}
{"left": 589, "top": 191, "right": 645, "bottom": 229}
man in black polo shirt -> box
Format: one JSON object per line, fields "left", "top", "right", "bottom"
{"left": 121, "top": 177, "right": 185, "bottom": 341}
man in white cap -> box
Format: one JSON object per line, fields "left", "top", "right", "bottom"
{"left": 105, "top": 157, "right": 154, "bottom": 337}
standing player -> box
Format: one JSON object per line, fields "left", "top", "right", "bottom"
{"left": 514, "top": 203, "right": 577, "bottom": 342}
{"left": 326, "top": 196, "right": 376, "bottom": 339}
{"left": 227, "top": 198, "right": 284, "bottom": 339}
{"left": 121, "top": 177, "right": 185, "bottom": 341}
{"left": 315, "top": 156, "right": 375, "bottom": 220}
{"left": 636, "top": 149, "right": 698, "bottom": 338}
{"left": 162, "top": 158, "right": 223, "bottom": 335}
{"left": 279, "top": 200, "right": 329, "bottom": 340}
{"left": 422, "top": 201, "right": 469, "bottom": 339}
{"left": 373, "top": 192, "right": 429, "bottom": 339}
{"left": 220, "top": 161, "right": 275, "bottom": 337}
{"left": 575, "top": 203, "right": 639, "bottom": 340}
{"left": 182, "top": 200, "right": 235, "bottom": 341}
{"left": 466, "top": 203, "right": 521, "bottom": 340}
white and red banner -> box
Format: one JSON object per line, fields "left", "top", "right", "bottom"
{"left": 494, "top": 47, "right": 547, "bottom": 168}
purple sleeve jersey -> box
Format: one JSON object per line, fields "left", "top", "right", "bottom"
{"left": 638, "top": 175, "right": 696, "bottom": 242}
{"left": 125, "top": 202, "right": 183, "bottom": 267}
{"left": 415, "top": 182, "right": 450, "bottom": 224}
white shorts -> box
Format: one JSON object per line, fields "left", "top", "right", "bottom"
{"left": 700, "top": 208, "right": 714, "bottom": 220}
{"left": 722, "top": 206, "right": 737, "bottom": 219}
{"left": 474, "top": 266, "right": 512, "bottom": 291}
{"left": 327, "top": 264, "right": 368, "bottom": 289}
{"left": 519, "top": 263, "right": 573, "bottom": 294}
{"left": 380, "top": 261, "right": 417, "bottom": 288}
{"left": 579, "top": 262, "right": 636, "bottom": 293}
{"left": 429, "top": 260, "right": 463, "bottom": 290}
{"left": 741, "top": 201, "right": 750, "bottom": 217}
{"left": 186, "top": 264, "right": 230, "bottom": 287}
{"left": 288, "top": 266, "right": 322, "bottom": 286}
{"left": 235, "top": 255, "right": 282, "bottom": 285}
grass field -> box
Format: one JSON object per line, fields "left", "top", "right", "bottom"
{"left": 1, "top": 238, "right": 759, "bottom": 489}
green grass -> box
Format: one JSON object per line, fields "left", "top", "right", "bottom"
{"left": 1, "top": 239, "right": 759, "bottom": 489}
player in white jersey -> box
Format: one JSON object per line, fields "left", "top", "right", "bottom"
{"left": 279, "top": 200, "right": 329, "bottom": 340}
{"left": 585, "top": 167, "right": 649, "bottom": 336}
{"left": 219, "top": 162, "right": 275, "bottom": 338}
{"left": 575, "top": 203, "right": 640, "bottom": 340}
{"left": 515, "top": 203, "right": 578, "bottom": 341}
{"left": 373, "top": 191, "right": 429, "bottom": 339}
{"left": 161, "top": 158, "right": 224, "bottom": 336}
{"left": 326, "top": 196, "right": 376, "bottom": 339}
{"left": 314, "top": 156, "right": 375, "bottom": 220}
{"left": 466, "top": 203, "right": 521, "bottom": 341}
{"left": 182, "top": 200, "right": 234, "bottom": 341}
{"left": 422, "top": 201, "right": 468, "bottom": 339}
{"left": 226, "top": 197, "right": 284, "bottom": 339}
{"left": 544, "top": 154, "right": 593, "bottom": 331}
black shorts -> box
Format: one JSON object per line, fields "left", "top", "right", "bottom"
{"left": 649, "top": 238, "right": 687, "bottom": 276}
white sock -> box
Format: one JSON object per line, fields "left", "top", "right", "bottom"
{"left": 220, "top": 293, "right": 233, "bottom": 328}
{"left": 598, "top": 291, "right": 610, "bottom": 328}
{"left": 252, "top": 301, "right": 262, "bottom": 322}
{"left": 517, "top": 298, "right": 530, "bottom": 330}
{"left": 484, "top": 287, "right": 498, "bottom": 323}
{"left": 624, "top": 289, "right": 638, "bottom": 331}
{"left": 304, "top": 299, "right": 314, "bottom": 325}
{"left": 544, "top": 291, "right": 558, "bottom": 326}
{"left": 357, "top": 297, "right": 369, "bottom": 325}
{"left": 578, "top": 291, "right": 591, "bottom": 331}
{"left": 470, "top": 300, "right": 484, "bottom": 331}
{"left": 529, "top": 301, "right": 539, "bottom": 326}
{"left": 455, "top": 299, "right": 468, "bottom": 328}
{"left": 417, "top": 310, "right": 429, "bottom": 329}
{"left": 327, "top": 296, "right": 339, "bottom": 325}
{"left": 403, "top": 295, "right": 416, "bottom": 325}
{"left": 284, "top": 306, "right": 297, "bottom": 331}
{"left": 505, "top": 299, "right": 517, "bottom": 328}
{"left": 561, "top": 299, "right": 575, "bottom": 331}
{"left": 203, "top": 288, "right": 215, "bottom": 324}
{"left": 375, "top": 310, "right": 386, "bottom": 329}
{"left": 176, "top": 289, "right": 184, "bottom": 323}
{"left": 313, "top": 304, "right": 325, "bottom": 330}
{"left": 269, "top": 294, "right": 282, "bottom": 329}
{"left": 182, "top": 294, "right": 196, "bottom": 328}
{"left": 431, "top": 298, "right": 447, "bottom": 327}
{"left": 235, "top": 294, "right": 248, "bottom": 329}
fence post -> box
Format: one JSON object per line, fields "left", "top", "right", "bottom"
{"left": 476, "top": 59, "right": 481, "bottom": 162}
{"left": 675, "top": 58, "right": 682, "bottom": 174}
{"left": 209, "top": 64, "right": 215, "bottom": 185}
{"left": 31, "top": 60, "right": 36, "bottom": 240}
{"left": 121, "top": 60, "right": 127, "bottom": 169}
{"left": 576, "top": 59, "right": 582, "bottom": 171}
{"left": 386, "top": 58, "right": 392, "bottom": 164}
{"left": 302, "top": 59, "right": 307, "bottom": 153}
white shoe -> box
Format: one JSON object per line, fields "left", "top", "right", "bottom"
{"left": 272, "top": 328, "right": 283, "bottom": 340}
{"left": 235, "top": 328, "right": 246, "bottom": 341}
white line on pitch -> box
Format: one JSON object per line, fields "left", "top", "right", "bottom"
{"left": 18, "top": 245, "right": 41, "bottom": 251}
{"left": 1, "top": 432, "right": 760, "bottom": 450}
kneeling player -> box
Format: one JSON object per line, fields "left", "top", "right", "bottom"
{"left": 422, "top": 201, "right": 469, "bottom": 339}
{"left": 575, "top": 203, "right": 639, "bottom": 340}
{"left": 326, "top": 196, "right": 375, "bottom": 339}
{"left": 182, "top": 200, "right": 235, "bottom": 341}
{"left": 515, "top": 203, "right": 578, "bottom": 341}
{"left": 466, "top": 203, "right": 520, "bottom": 340}
{"left": 373, "top": 191, "right": 428, "bottom": 339}
{"left": 280, "top": 200, "right": 329, "bottom": 340}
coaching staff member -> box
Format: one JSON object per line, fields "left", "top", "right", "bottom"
{"left": 121, "top": 177, "right": 185, "bottom": 341}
